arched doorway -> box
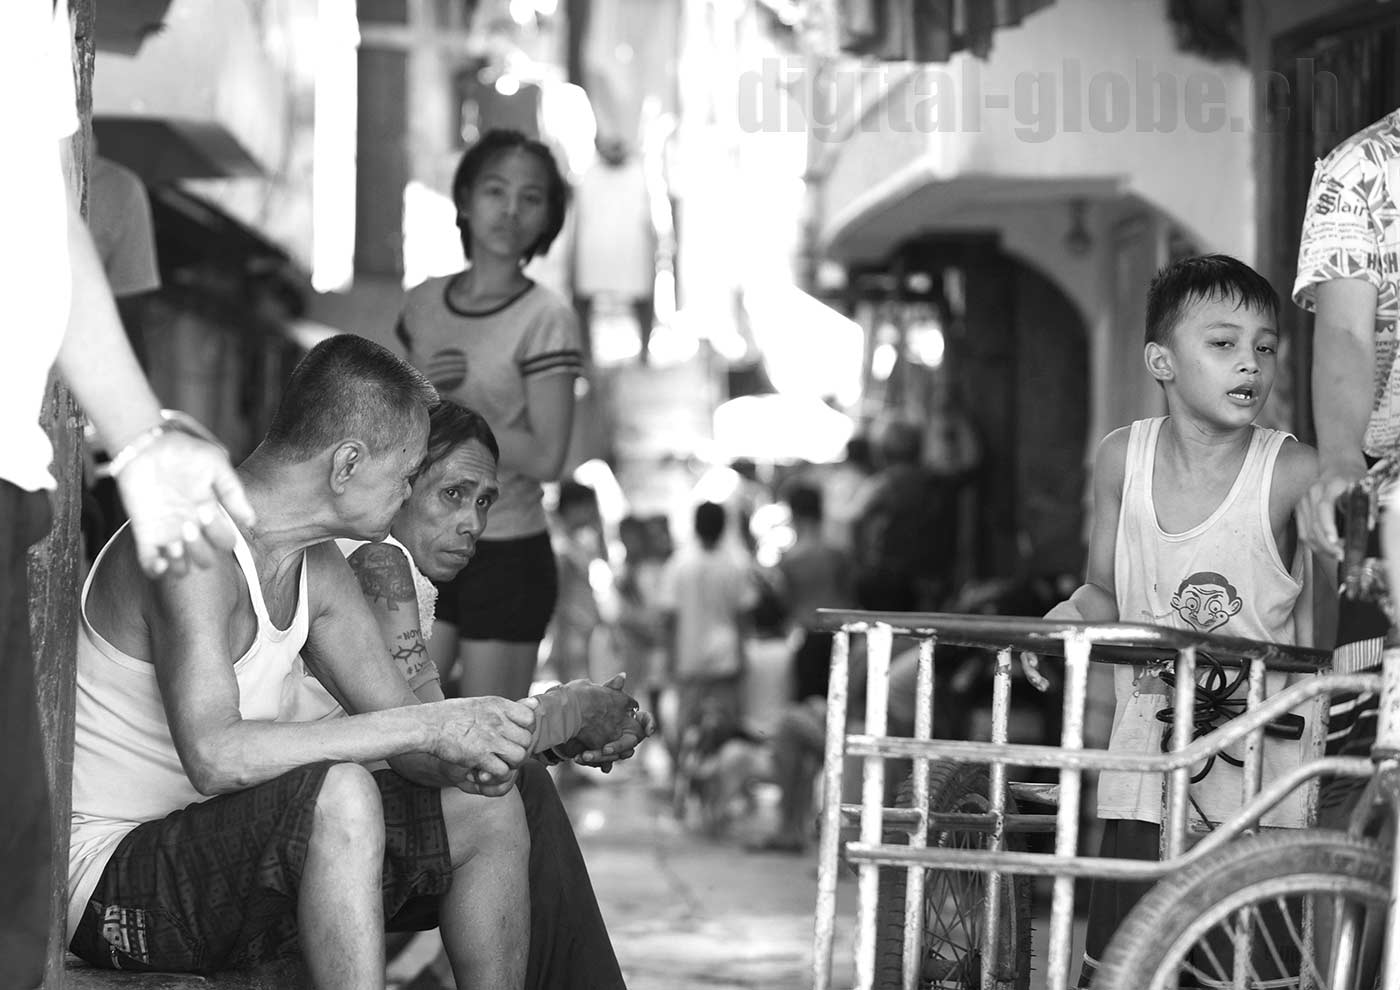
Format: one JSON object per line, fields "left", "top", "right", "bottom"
{"left": 852, "top": 233, "right": 1090, "bottom": 584}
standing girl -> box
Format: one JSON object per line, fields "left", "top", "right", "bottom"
{"left": 396, "top": 129, "right": 583, "bottom": 701}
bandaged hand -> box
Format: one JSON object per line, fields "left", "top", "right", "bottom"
{"left": 572, "top": 710, "right": 657, "bottom": 772}
{"left": 530, "top": 673, "right": 638, "bottom": 755}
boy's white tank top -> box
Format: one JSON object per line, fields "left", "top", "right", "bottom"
{"left": 66, "top": 518, "right": 310, "bottom": 939}
{"left": 1100, "top": 416, "right": 1310, "bottom": 828}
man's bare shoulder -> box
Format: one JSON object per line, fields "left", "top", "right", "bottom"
{"left": 86, "top": 527, "right": 245, "bottom": 657}
{"left": 304, "top": 539, "right": 390, "bottom": 618}
{"left": 345, "top": 541, "right": 416, "bottom": 607}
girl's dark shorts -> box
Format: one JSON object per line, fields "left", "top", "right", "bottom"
{"left": 435, "top": 531, "right": 558, "bottom": 643}
{"left": 69, "top": 763, "right": 454, "bottom": 974}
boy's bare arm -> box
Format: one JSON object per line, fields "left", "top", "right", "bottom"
{"left": 1046, "top": 429, "right": 1128, "bottom": 623}
{"left": 1268, "top": 438, "right": 1321, "bottom": 565}
{"left": 1269, "top": 439, "right": 1337, "bottom": 647}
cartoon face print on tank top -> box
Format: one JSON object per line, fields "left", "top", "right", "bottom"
{"left": 1168, "top": 571, "right": 1244, "bottom": 633}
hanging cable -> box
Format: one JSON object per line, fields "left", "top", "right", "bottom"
{"left": 1153, "top": 653, "right": 1305, "bottom": 786}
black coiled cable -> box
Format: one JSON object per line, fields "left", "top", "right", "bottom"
{"left": 1152, "top": 652, "right": 1305, "bottom": 785}
{"left": 1154, "top": 652, "right": 1246, "bottom": 783}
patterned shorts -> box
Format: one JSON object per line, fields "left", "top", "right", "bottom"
{"left": 69, "top": 763, "right": 454, "bottom": 973}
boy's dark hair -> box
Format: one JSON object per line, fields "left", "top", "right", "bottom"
{"left": 557, "top": 480, "right": 597, "bottom": 517}
{"left": 786, "top": 484, "right": 823, "bottom": 523}
{"left": 451, "top": 129, "right": 569, "bottom": 264}
{"left": 1145, "top": 254, "right": 1279, "bottom": 347}
{"left": 264, "top": 335, "right": 438, "bottom": 459}
{"left": 694, "top": 501, "right": 727, "bottom": 549}
{"left": 424, "top": 399, "right": 499, "bottom": 469}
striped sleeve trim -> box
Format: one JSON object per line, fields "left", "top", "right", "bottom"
{"left": 519, "top": 349, "right": 584, "bottom": 377}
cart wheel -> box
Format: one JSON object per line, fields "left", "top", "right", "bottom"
{"left": 1090, "top": 830, "right": 1390, "bottom": 990}
{"left": 874, "top": 761, "right": 1034, "bottom": 990}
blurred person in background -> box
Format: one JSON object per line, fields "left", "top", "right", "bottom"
{"left": 772, "top": 484, "right": 856, "bottom": 704}
{"left": 571, "top": 134, "right": 655, "bottom": 361}
{"left": 396, "top": 129, "right": 583, "bottom": 703}
{"left": 548, "top": 480, "right": 605, "bottom": 685}
{"left": 850, "top": 420, "right": 960, "bottom": 612}
{"left": 612, "top": 514, "right": 667, "bottom": 740}
{"left": 657, "top": 502, "right": 759, "bottom": 760}
{"left": 818, "top": 435, "right": 874, "bottom": 555}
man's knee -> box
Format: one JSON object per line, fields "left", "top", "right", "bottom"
{"left": 441, "top": 786, "right": 529, "bottom": 867}
{"left": 311, "top": 763, "right": 385, "bottom": 852}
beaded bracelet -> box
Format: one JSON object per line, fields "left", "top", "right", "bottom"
{"left": 95, "top": 409, "right": 227, "bottom": 480}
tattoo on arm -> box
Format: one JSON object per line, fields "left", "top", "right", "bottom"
{"left": 348, "top": 543, "right": 416, "bottom": 612}
{"left": 393, "top": 628, "right": 428, "bottom": 670}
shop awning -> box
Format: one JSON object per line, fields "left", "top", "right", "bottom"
{"left": 93, "top": 0, "right": 174, "bottom": 56}
{"left": 93, "top": 116, "right": 265, "bottom": 184}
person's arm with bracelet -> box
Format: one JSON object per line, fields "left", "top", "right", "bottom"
{"left": 56, "top": 191, "right": 253, "bottom": 577}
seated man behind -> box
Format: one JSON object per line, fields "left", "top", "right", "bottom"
{"left": 69, "top": 335, "right": 538, "bottom": 990}
{"left": 288, "top": 398, "right": 649, "bottom": 990}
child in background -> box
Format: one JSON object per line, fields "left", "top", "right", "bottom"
{"left": 1043, "top": 255, "right": 1321, "bottom": 985}
{"left": 657, "top": 501, "right": 759, "bottom": 760}
{"left": 614, "top": 514, "right": 666, "bottom": 730}
{"left": 549, "top": 480, "right": 604, "bottom": 684}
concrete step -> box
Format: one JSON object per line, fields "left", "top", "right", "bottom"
{"left": 65, "top": 955, "right": 306, "bottom": 989}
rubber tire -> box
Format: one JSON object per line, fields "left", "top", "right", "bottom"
{"left": 1090, "top": 830, "right": 1391, "bottom": 990}
{"left": 873, "top": 761, "right": 1035, "bottom": 990}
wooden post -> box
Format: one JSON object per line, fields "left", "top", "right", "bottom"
{"left": 33, "top": 3, "right": 94, "bottom": 987}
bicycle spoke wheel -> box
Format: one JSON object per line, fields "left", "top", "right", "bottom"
{"left": 874, "top": 762, "right": 1034, "bottom": 990}
{"left": 1091, "top": 830, "right": 1390, "bottom": 990}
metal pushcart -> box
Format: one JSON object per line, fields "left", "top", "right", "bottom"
{"left": 808, "top": 610, "right": 1357, "bottom": 990}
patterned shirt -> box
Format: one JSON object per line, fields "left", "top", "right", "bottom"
{"left": 1293, "top": 109, "right": 1400, "bottom": 458}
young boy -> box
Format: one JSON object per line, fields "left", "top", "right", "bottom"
{"left": 1044, "top": 254, "right": 1320, "bottom": 985}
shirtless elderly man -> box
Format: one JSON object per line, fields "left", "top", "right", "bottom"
{"left": 68, "top": 335, "right": 540, "bottom": 989}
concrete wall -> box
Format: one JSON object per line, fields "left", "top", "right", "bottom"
{"left": 819, "top": 0, "right": 1258, "bottom": 263}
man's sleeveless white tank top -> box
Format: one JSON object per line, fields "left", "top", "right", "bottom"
{"left": 66, "top": 521, "right": 310, "bottom": 938}
{"left": 1099, "top": 417, "right": 1310, "bottom": 829}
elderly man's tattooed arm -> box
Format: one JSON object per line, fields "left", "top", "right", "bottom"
{"left": 347, "top": 542, "right": 441, "bottom": 701}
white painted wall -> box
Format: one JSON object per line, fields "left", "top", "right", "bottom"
{"left": 820, "top": 0, "right": 1258, "bottom": 264}
{"left": 93, "top": 0, "right": 319, "bottom": 265}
